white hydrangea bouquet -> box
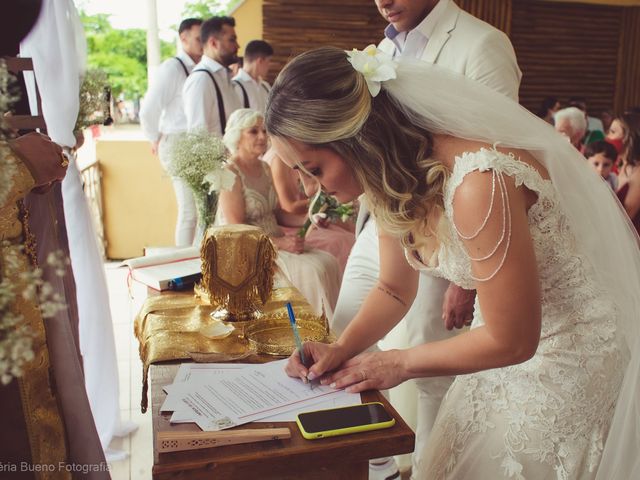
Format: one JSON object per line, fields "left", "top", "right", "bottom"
{"left": 169, "top": 131, "right": 235, "bottom": 235}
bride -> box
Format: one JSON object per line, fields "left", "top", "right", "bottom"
{"left": 268, "top": 46, "right": 640, "bottom": 479}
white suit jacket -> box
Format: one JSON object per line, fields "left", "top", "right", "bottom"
{"left": 378, "top": 0, "right": 521, "bottom": 102}
{"left": 356, "top": 1, "right": 523, "bottom": 235}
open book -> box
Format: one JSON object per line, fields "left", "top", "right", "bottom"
{"left": 122, "top": 247, "right": 202, "bottom": 291}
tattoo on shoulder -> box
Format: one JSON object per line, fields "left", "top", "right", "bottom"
{"left": 377, "top": 286, "right": 407, "bottom": 307}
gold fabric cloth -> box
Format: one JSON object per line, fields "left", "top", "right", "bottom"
{"left": 0, "top": 151, "right": 70, "bottom": 478}
{"left": 134, "top": 274, "right": 329, "bottom": 413}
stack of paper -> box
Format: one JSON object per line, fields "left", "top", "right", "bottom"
{"left": 161, "top": 360, "right": 361, "bottom": 431}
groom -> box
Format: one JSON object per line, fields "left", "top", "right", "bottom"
{"left": 331, "top": 1, "right": 522, "bottom": 478}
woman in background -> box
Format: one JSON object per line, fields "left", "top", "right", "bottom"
{"left": 266, "top": 149, "right": 355, "bottom": 273}
{"left": 217, "top": 108, "right": 341, "bottom": 318}
{"left": 615, "top": 113, "right": 640, "bottom": 233}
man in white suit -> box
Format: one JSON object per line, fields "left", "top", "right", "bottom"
{"left": 377, "top": 0, "right": 520, "bottom": 98}
{"left": 332, "top": 1, "right": 521, "bottom": 478}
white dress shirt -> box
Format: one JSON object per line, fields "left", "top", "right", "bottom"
{"left": 139, "top": 51, "right": 195, "bottom": 143}
{"left": 183, "top": 55, "right": 242, "bottom": 136}
{"left": 232, "top": 68, "right": 271, "bottom": 113}
{"left": 384, "top": 0, "right": 448, "bottom": 58}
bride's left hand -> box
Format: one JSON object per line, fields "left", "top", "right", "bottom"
{"left": 319, "top": 350, "right": 407, "bottom": 393}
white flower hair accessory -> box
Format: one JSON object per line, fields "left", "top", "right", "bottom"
{"left": 346, "top": 44, "right": 397, "bottom": 97}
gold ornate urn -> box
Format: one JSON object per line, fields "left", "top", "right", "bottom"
{"left": 198, "top": 224, "right": 276, "bottom": 323}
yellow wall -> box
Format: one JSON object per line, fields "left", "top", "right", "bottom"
{"left": 232, "top": 0, "right": 263, "bottom": 54}
{"left": 97, "top": 140, "right": 177, "bottom": 259}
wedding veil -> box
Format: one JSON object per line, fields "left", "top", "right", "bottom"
{"left": 383, "top": 60, "right": 639, "bottom": 479}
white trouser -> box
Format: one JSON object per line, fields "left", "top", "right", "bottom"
{"left": 158, "top": 134, "right": 197, "bottom": 246}
{"left": 332, "top": 217, "right": 455, "bottom": 476}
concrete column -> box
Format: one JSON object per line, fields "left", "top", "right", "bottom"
{"left": 146, "top": 0, "right": 161, "bottom": 83}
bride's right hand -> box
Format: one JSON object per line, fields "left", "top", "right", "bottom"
{"left": 285, "top": 341, "right": 349, "bottom": 384}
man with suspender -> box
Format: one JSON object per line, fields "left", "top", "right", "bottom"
{"left": 183, "top": 16, "right": 242, "bottom": 137}
{"left": 140, "top": 18, "right": 203, "bottom": 246}
{"left": 232, "top": 40, "right": 274, "bottom": 113}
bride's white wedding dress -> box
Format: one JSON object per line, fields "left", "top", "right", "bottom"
{"left": 408, "top": 149, "right": 626, "bottom": 479}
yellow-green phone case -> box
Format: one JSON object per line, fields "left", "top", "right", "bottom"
{"left": 295, "top": 402, "right": 396, "bottom": 440}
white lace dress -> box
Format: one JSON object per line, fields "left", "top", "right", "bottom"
{"left": 216, "top": 162, "right": 342, "bottom": 318}
{"left": 409, "top": 149, "right": 625, "bottom": 480}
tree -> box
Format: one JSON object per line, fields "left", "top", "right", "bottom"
{"left": 80, "top": 11, "right": 176, "bottom": 100}
{"left": 181, "top": 0, "right": 241, "bottom": 19}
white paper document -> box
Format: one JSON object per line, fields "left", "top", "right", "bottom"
{"left": 161, "top": 363, "right": 246, "bottom": 412}
{"left": 162, "top": 360, "right": 360, "bottom": 431}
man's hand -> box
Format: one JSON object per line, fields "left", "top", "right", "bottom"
{"left": 151, "top": 140, "right": 160, "bottom": 156}
{"left": 442, "top": 283, "right": 476, "bottom": 330}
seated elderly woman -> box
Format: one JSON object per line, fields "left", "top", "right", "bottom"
{"left": 217, "top": 108, "right": 341, "bottom": 318}
{"left": 554, "top": 106, "right": 587, "bottom": 150}
{"left": 264, "top": 149, "right": 355, "bottom": 274}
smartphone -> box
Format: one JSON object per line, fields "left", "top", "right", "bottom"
{"left": 296, "top": 402, "right": 396, "bottom": 440}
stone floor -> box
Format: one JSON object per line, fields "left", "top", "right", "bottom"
{"left": 103, "top": 262, "right": 153, "bottom": 480}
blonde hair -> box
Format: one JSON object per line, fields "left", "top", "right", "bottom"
{"left": 223, "top": 108, "right": 263, "bottom": 154}
{"left": 265, "top": 46, "right": 448, "bottom": 244}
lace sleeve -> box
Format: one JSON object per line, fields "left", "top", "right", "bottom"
{"left": 448, "top": 163, "right": 513, "bottom": 283}
{"left": 444, "top": 148, "right": 554, "bottom": 286}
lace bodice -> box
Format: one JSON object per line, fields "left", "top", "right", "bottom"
{"left": 407, "top": 148, "right": 619, "bottom": 344}
{"left": 217, "top": 161, "right": 281, "bottom": 236}
{"left": 412, "top": 149, "right": 625, "bottom": 479}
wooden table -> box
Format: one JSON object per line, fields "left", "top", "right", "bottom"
{"left": 151, "top": 364, "right": 415, "bottom": 480}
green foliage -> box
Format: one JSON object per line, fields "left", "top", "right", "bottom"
{"left": 80, "top": 11, "right": 177, "bottom": 100}
{"left": 181, "top": 0, "right": 239, "bottom": 19}
{"left": 81, "top": 12, "right": 111, "bottom": 33}
{"left": 88, "top": 52, "right": 146, "bottom": 99}
{"left": 161, "top": 42, "right": 177, "bottom": 60}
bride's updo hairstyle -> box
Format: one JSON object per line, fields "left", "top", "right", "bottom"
{"left": 265, "top": 46, "right": 448, "bottom": 242}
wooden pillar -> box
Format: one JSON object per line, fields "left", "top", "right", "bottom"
{"left": 457, "top": 0, "right": 513, "bottom": 35}
{"left": 615, "top": 7, "right": 640, "bottom": 112}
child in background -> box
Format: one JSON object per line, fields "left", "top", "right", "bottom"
{"left": 585, "top": 140, "right": 619, "bottom": 190}
{"left": 606, "top": 117, "right": 626, "bottom": 160}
